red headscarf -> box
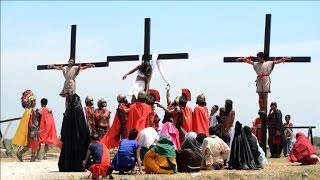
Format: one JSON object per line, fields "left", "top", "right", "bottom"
{"left": 287, "top": 132, "right": 317, "bottom": 163}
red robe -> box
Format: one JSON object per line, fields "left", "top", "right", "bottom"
{"left": 287, "top": 132, "right": 318, "bottom": 165}
{"left": 89, "top": 142, "right": 111, "bottom": 179}
{"left": 251, "top": 117, "right": 262, "bottom": 143}
{"left": 126, "top": 102, "right": 152, "bottom": 135}
{"left": 192, "top": 105, "right": 209, "bottom": 136}
{"left": 39, "top": 107, "right": 59, "bottom": 145}
{"left": 101, "top": 104, "right": 128, "bottom": 149}
{"left": 181, "top": 106, "right": 193, "bottom": 132}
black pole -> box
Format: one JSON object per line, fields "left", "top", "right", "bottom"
{"left": 70, "top": 25, "right": 77, "bottom": 61}
{"left": 264, "top": 14, "right": 271, "bottom": 60}
{"left": 143, "top": 18, "right": 151, "bottom": 62}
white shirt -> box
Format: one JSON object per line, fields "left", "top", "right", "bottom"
{"left": 209, "top": 112, "right": 218, "bottom": 127}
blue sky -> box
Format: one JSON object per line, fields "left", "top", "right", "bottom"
{"left": 1, "top": 1, "right": 320, "bottom": 138}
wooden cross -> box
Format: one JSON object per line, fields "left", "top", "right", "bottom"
{"left": 107, "top": 18, "right": 188, "bottom": 66}
{"left": 37, "top": 25, "right": 109, "bottom": 70}
{"left": 223, "top": 14, "right": 311, "bottom": 153}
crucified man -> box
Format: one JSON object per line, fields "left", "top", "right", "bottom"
{"left": 48, "top": 58, "right": 95, "bottom": 108}
{"left": 236, "top": 52, "right": 291, "bottom": 111}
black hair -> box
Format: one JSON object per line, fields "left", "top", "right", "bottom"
{"left": 196, "top": 133, "right": 207, "bottom": 145}
{"left": 139, "top": 61, "right": 152, "bottom": 76}
{"left": 285, "top": 115, "right": 291, "bottom": 120}
{"left": 41, "top": 98, "right": 48, "bottom": 106}
{"left": 257, "top": 52, "right": 265, "bottom": 59}
{"left": 213, "top": 105, "right": 219, "bottom": 110}
{"left": 209, "top": 126, "right": 218, "bottom": 136}
{"left": 128, "top": 128, "right": 138, "bottom": 140}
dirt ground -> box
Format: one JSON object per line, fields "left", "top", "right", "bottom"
{"left": 1, "top": 153, "right": 320, "bottom": 180}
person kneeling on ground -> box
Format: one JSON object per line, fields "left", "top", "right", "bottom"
{"left": 109, "top": 128, "right": 142, "bottom": 174}
{"left": 201, "top": 126, "right": 230, "bottom": 170}
{"left": 144, "top": 135, "right": 177, "bottom": 174}
{"left": 176, "top": 132, "right": 203, "bottom": 172}
{"left": 287, "top": 132, "right": 320, "bottom": 165}
{"left": 83, "top": 134, "right": 112, "bottom": 179}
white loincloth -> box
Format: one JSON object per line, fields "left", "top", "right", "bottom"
{"left": 127, "top": 80, "right": 145, "bottom": 99}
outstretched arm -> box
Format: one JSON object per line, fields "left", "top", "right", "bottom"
{"left": 122, "top": 65, "right": 141, "bottom": 80}
{"left": 157, "top": 103, "right": 173, "bottom": 114}
{"left": 47, "top": 65, "right": 63, "bottom": 70}
{"left": 166, "top": 84, "right": 171, "bottom": 106}
{"left": 273, "top": 57, "right": 291, "bottom": 64}
{"left": 80, "top": 63, "right": 95, "bottom": 70}
{"left": 236, "top": 57, "right": 254, "bottom": 65}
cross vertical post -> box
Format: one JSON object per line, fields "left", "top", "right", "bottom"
{"left": 223, "top": 14, "right": 311, "bottom": 154}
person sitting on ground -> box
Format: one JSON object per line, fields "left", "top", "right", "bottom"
{"left": 201, "top": 126, "right": 230, "bottom": 170}
{"left": 83, "top": 134, "right": 112, "bottom": 179}
{"left": 196, "top": 133, "right": 207, "bottom": 145}
{"left": 138, "top": 127, "right": 158, "bottom": 163}
{"left": 144, "top": 135, "right": 177, "bottom": 174}
{"left": 287, "top": 132, "right": 320, "bottom": 165}
{"left": 243, "top": 126, "right": 263, "bottom": 168}
{"left": 109, "top": 128, "right": 142, "bottom": 174}
{"left": 176, "top": 132, "right": 203, "bottom": 172}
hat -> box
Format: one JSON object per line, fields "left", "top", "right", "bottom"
{"left": 181, "top": 88, "right": 191, "bottom": 101}
{"left": 148, "top": 89, "right": 160, "bottom": 102}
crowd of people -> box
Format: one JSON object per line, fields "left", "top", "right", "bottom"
{"left": 11, "top": 52, "right": 319, "bottom": 179}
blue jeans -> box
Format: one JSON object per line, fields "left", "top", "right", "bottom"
{"left": 283, "top": 138, "right": 293, "bottom": 156}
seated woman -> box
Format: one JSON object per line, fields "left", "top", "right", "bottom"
{"left": 138, "top": 127, "right": 158, "bottom": 162}
{"left": 109, "top": 128, "right": 142, "bottom": 174}
{"left": 287, "top": 132, "right": 320, "bottom": 165}
{"left": 243, "top": 126, "right": 263, "bottom": 168}
{"left": 176, "top": 132, "right": 203, "bottom": 172}
{"left": 144, "top": 135, "right": 177, "bottom": 174}
{"left": 159, "top": 121, "right": 181, "bottom": 150}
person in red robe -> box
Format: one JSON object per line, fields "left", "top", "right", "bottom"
{"left": 83, "top": 134, "right": 112, "bottom": 179}
{"left": 192, "top": 94, "right": 209, "bottom": 136}
{"left": 36, "top": 98, "right": 59, "bottom": 160}
{"left": 126, "top": 90, "right": 152, "bottom": 135}
{"left": 84, "top": 96, "right": 95, "bottom": 135}
{"left": 101, "top": 94, "right": 130, "bottom": 149}
{"left": 173, "top": 89, "right": 193, "bottom": 144}
{"left": 287, "top": 132, "right": 320, "bottom": 165}
{"left": 251, "top": 116, "right": 262, "bottom": 144}
{"left": 146, "top": 89, "right": 161, "bottom": 131}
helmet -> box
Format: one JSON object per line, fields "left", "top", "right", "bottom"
{"left": 97, "top": 98, "right": 107, "bottom": 108}
{"left": 138, "top": 90, "right": 147, "bottom": 99}
{"left": 21, "top": 90, "right": 36, "bottom": 108}
{"left": 85, "top": 96, "right": 94, "bottom": 103}
{"left": 117, "top": 94, "right": 126, "bottom": 103}
{"left": 196, "top": 94, "right": 206, "bottom": 103}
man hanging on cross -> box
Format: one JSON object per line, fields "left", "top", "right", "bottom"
{"left": 48, "top": 58, "right": 95, "bottom": 108}
{"left": 236, "top": 52, "right": 291, "bottom": 111}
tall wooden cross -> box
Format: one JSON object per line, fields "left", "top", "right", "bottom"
{"left": 223, "top": 14, "right": 311, "bottom": 154}
{"left": 37, "top": 25, "right": 109, "bottom": 70}
{"left": 107, "top": 18, "right": 188, "bottom": 69}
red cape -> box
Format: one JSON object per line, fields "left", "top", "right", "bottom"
{"left": 192, "top": 106, "right": 209, "bottom": 136}
{"left": 287, "top": 132, "right": 318, "bottom": 163}
{"left": 100, "top": 111, "right": 121, "bottom": 149}
{"left": 126, "top": 102, "right": 152, "bottom": 134}
{"left": 39, "top": 107, "right": 59, "bottom": 145}
{"left": 181, "top": 106, "right": 193, "bottom": 132}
